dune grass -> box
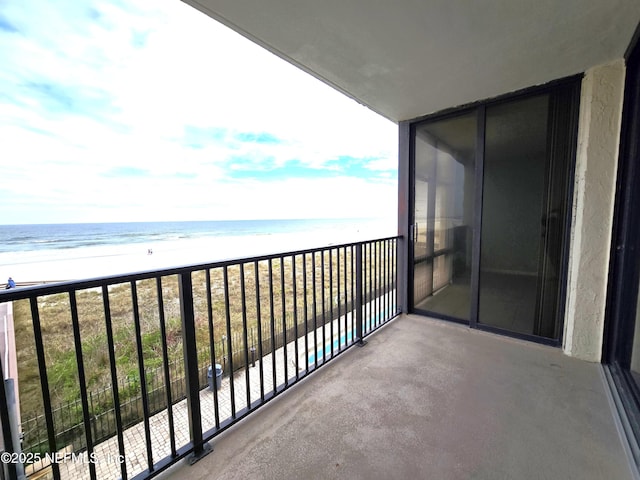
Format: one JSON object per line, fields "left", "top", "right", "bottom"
{"left": 13, "top": 250, "right": 361, "bottom": 420}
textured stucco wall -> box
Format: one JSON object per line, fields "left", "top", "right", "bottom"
{"left": 564, "top": 60, "right": 626, "bottom": 362}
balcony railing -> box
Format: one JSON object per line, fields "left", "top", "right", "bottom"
{"left": 0, "top": 237, "right": 400, "bottom": 480}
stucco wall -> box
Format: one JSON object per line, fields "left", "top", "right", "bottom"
{"left": 564, "top": 60, "right": 626, "bottom": 362}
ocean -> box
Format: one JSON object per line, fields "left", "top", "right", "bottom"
{"left": 0, "top": 218, "right": 395, "bottom": 282}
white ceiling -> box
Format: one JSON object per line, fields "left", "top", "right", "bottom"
{"left": 181, "top": 0, "right": 640, "bottom": 123}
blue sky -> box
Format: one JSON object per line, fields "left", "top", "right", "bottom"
{"left": 0, "top": 0, "right": 397, "bottom": 224}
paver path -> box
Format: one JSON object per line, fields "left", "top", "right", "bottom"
{"left": 30, "top": 312, "right": 364, "bottom": 479}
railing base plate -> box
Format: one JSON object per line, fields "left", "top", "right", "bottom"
{"left": 358, "top": 340, "right": 368, "bottom": 347}
{"left": 187, "top": 442, "right": 213, "bottom": 465}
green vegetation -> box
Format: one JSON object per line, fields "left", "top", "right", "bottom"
{"left": 14, "top": 251, "right": 361, "bottom": 418}
{"left": 12, "top": 244, "right": 395, "bottom": 455}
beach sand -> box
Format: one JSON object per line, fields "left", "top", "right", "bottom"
{"left": 3, "top": 236, "right": 280, "bottom": 284}
{"left": 2, "top": 226, "right": 388, "bottom": 285}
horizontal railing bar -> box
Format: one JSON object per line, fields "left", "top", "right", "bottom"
{"left": 200, "top": 330, "right": 373, "bottom": 444}
{"left": 363, "top": 311, "right": 401, "bottom": 339}
{"left": 17, "top": 296, "right": 390, "bottom": 458}
{"left": 2, "top": 236, "right": 400, "bottom": 480}
{"left": 0, "top": 236, "right": 401, "bottom": 301}
{"left": 130, "top": 442, "right": 195, "bottom": 480}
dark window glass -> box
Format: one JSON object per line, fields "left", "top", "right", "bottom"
{"left": 478, "top": 95, "right": 550, "bottom": 335}
{"left": 409, "top": 80, "right": 578, "bottom": 342}
{"left": 412, "top": 113, "right": 476, "bottom": 320}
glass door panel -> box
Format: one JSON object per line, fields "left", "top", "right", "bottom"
{"left": 413, "top": 178, "right": 432, "bottom": 304}
{"left": 411, "top": 113, "right": 476, "bottom": 321}
{"left": 409, "top": 81, "right": 579, "bottom": 342}
{"left": 478, "top": 91, "right": 575, "bottom": 339}
{"left": 478, "top": 94, "right": 549, "bottom": 335}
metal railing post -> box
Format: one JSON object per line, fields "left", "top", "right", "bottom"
{"left": 179, "top": 273, "right": 212, "bottom": 464}
{"left": 0, "top": 236, "right": 399, "bottom": 480}
{"left": 29, "top": 298, "right": 59, "bottom": 480}
{"left": 355, "top": 243, "right": 367, "bottom": 346}
{"left": 0, "top": 354, "right": 18, "bottom": 480}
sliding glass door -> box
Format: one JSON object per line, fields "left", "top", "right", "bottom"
{"left": 604, "top": 27, "right": 640, "bottom": 459}
{"left": 477, "top": 95, "right": 549, "bottom": 334}
{"left": 410, "top": 81, "right": 579, "bottom": 342}
{"left": 412, "top": 113, "right": 476, "bottom": 321}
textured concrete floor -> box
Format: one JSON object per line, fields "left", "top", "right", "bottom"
{"left": 158, "top": 314, "right": 631, "bottom": 480}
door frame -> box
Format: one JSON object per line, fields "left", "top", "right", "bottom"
{"left": 408, "top": 105, "right": 478, "bottom": 326}
{"left": 405, "top": 76, "right": 581, "bottom": 346}
{"left": 602, "top": 21, "right": 640, "bottom": 469}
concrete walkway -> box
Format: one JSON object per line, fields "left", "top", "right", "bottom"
{"left": 156, "top": 314, "right": 631, "bottom": 480}
{"left": 0, "top": 301, "right": 18, "bottom": 389}
{"left": 31, "top": 311, "right": 362, "bottom": 479}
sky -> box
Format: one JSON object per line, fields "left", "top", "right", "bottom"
{"left": 0, "top": 0, "right": 398, "bottom": 225}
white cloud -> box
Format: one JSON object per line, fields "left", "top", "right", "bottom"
{"left": 0, "top": 0, "right": 398, "bottom": 224}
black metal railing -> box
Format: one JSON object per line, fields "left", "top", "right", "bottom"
{"left": 0, "top": 237, "right": 400, "bottom": 480}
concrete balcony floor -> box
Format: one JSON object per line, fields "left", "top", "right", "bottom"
{"left": 159, "top": 314, "right": 631, "bottom": 480}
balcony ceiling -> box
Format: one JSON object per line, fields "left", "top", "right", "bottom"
{"left": 182, "top": 0, "right": 640, "bottom": 122}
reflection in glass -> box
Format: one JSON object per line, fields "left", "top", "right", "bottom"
{"left": 479, "top": 95, "right": 549, "bottom": 335}
{"left": 412, "top": 113, "right": 476, "bottom": 320}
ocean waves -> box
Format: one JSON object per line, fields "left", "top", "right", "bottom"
{"left": 0, "top": 218, "right": 395, "bottom": 282}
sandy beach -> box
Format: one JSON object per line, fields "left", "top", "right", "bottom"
{"left": 1, "top": 223, "right": 391, "bottom": 285}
